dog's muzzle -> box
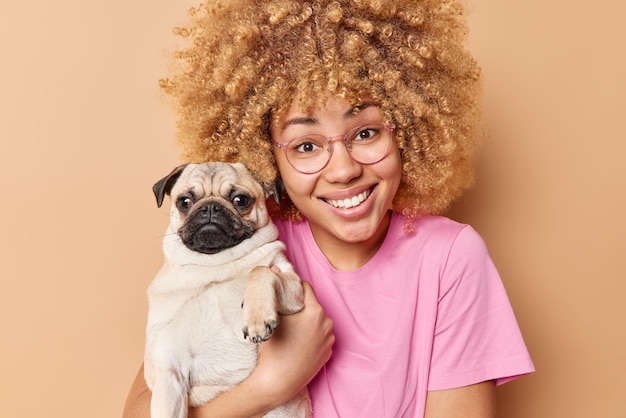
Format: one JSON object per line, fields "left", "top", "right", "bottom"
{"left": 179, "top": 202, "right": 255, "bottom": 254}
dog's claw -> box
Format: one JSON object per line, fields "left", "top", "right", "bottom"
{"left": 244, "top": 324, "right": 276, "bottom": 344}
{"left": 242, "top": 308, "right": 280, "bottom": 343}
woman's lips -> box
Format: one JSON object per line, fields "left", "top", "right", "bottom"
{"left": 322, "top": 187, "right": 374, "bottom": 209}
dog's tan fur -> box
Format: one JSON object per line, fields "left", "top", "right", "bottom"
{"left": 144, "top": 162, "right": 310, "bottom": 418}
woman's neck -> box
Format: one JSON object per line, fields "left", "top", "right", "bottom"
{"left": 309, "top": 211, "right": 392, "bottom": 271}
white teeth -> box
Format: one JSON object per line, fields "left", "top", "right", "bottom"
{"left": 326, "top": 190, "right": 370, "bottom": 209}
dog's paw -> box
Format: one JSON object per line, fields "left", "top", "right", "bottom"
{"left": 242, "top": 265, "right": 283, "bottom": 343}
{"left": 242, "top": 303, "right": 279, "bottom": 343}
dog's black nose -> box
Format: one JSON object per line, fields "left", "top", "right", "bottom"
{"left": 201, "top": 202, "right": 222, "bottom": 213}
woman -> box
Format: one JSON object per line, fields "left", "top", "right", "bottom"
{"left": 124, "top": 0, "right": 534, "bottom": 416}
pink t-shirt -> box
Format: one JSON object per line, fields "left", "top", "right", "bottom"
{"left": 275, "top": 213, "right": 534, "bottom": 417}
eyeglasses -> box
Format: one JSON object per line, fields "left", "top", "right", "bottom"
{"left": 273, "top": 123, "right": 396, "bottom": 174}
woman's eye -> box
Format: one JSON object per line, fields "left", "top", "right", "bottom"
{"left": 176, "top": 196, "right": 194, "bottom": 212}
{"left": 354, "top": 128, "right": 379, "bottom": 142}
{"left": 294, "top": 141, "right": 322, "bottom": 153}
{"left": 232, "top": 194, "right": 252, "bottom": 209}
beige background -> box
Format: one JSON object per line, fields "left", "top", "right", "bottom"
{"left": 1, "top": 0, "right": 624, "bottom": 417}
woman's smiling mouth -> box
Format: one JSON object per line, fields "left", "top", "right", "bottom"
{"left": 323, "top": 187, "right": 373, "bottom": 209}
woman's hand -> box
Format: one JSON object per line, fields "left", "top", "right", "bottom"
{"left": 250, "top": 281, "right": 335, "bottom": 404}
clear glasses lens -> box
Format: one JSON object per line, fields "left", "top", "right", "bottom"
{"left": 284, "top": 124, "right": 393, "bottom": 174}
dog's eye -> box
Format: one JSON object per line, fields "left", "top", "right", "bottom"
{"left": 232, "top": 194, "right": 252, "bottom": 209}
{"left": 176, "top": 196, "right": 194, "bottom": 212}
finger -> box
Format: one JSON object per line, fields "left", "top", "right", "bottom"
{"left": 302, "top": 281, "right": 313, "bottom": 297}
{"left": 301, "top": 282, "right": 319, "bottom": 305}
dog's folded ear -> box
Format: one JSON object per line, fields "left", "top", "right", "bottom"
{"left": 265, "top": 177, "right": 285, "bottom": 205}
{"left": 153, "top": 164, "right": 189, "bottom": 208}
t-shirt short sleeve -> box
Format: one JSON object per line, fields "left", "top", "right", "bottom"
{"left": 427, "top": 225, "right": 534, "bottom": 390}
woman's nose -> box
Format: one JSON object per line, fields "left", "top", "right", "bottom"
{"left": 322, "top": 140, "right": 363, "bottom": 183}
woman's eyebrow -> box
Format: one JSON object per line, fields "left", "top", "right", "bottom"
{"left": 283, "top": 116, "right": 318, "bottom": 128}
{"left": 347, "top": 102, "right": 375, "bottom": 117}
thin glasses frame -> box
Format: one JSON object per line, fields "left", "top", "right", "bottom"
{"left": 273, "top": 123, "right": 396, "bottom": 174}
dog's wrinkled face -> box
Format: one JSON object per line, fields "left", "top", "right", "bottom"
{"left": 153, "top": 163, "right": 270, "bottom": 254}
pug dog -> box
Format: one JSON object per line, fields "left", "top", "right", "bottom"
{"left": 144, "top": 162, "right": 311, "bottom": 418}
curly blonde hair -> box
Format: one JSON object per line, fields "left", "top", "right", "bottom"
{"left": 160, "top": 0, "right": 482, "bottom": 220}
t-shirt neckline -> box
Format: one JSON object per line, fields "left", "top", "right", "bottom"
{"left": 299, "top": 211, "right": 403, "bottom": 281}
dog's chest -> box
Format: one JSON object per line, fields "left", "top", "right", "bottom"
{"left": 147, "top": 278, "right": 257, "bottom": 389}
